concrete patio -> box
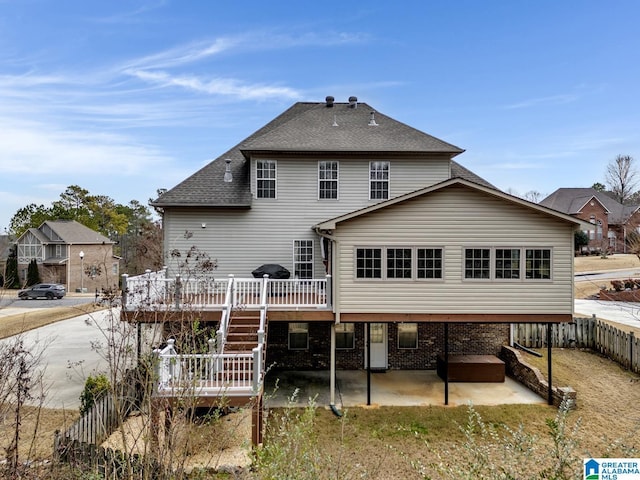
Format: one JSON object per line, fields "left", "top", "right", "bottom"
{"left": 264, "top": 369, "right": 547, "bottom": 409}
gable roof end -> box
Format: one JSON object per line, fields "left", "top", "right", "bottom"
{"left": 314, "top": 178, "right": 587, "bottom": 231}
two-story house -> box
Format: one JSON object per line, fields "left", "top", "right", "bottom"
{"left": 540, "top": 188, "right": 640, "bottom": 254}
{"left": 126, "top": 97, "right": 583, "bottom": 444}
{"left": 15, "top": 220, "right": 119, "bottom": 292}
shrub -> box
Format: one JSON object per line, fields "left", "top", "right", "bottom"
{"left": 79, "top": 373, "right": 110, "bottom": 415}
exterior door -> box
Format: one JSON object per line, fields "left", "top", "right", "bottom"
{"left": 366, "top": 323, "right": 388, "bottom": 370}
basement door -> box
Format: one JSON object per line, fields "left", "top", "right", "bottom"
{"left": 365, "top": 323, "right": 388, "bottom": 370}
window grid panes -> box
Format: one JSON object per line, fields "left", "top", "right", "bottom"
{"left": 288, "top": 322, "right": 309, "bottom": 350}
{"left": 495, "top": 249, "right": 520, "bottom": 279}
{"left": 294, "top": 240, "right": 313, "bottom": 279}
{"left": 525, "top": 249, "right": 551, "bottom": 279}
{"left": 370, "top": 323, "right": 384, "bottom": 343}
{"left": 465, "top": 248, "right": 491, "bottom": 279}
{"left": 369, "top": 161, "right": 389, "bottom": 200}
{"left": 356, "top": 248, "right": 382, "bottom": 278}
{"left": 398, "top": 323, "right": 418, "bottom": 349}
{"left": 387, "top": 248, "right": 412, "bottom": 279}
{"left": 336, "top": 323, "right": 355, "bottom": 349}
{"left": 256, "top": 160, "right": 276, "bottom": 198}
{"left": 318, "top": 161, "right": 338, "bottom": 199}
{"left": 417, "top": 248, "right": 442, "bottom": 279}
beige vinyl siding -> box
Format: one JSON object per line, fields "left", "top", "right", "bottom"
{"left": 334, "top": 184, "right": 574, "bottom": 315}
{"left": 162, "top": 155, "right": 450, "bottom": 278}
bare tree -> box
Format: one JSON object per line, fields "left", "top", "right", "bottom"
{"left": 606, "top": 154, "right": 638, "bottom": 204}
{"left": 523, "top": 190, "right": 542, "bottom": 203}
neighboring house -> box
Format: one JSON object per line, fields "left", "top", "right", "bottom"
{"left": 540, "top": 188, "right": 640, "bottom": 254}
{"left": 15, "top": 220, "right": 119, "bottom": 292}
{"left": 125, "top": 96, "right": 584, "bottom": 443}
{"left": 0, "top": 234, "right": 12, "bottom": 286}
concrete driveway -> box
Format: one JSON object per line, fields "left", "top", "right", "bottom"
{"left": 0, "top": 308, "right": 128, "bottom": 410}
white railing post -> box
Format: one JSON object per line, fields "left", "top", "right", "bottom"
{"left": 252, "top": 346, "right": 262, "bottom": 394}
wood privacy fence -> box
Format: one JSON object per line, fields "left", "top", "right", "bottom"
{"left": 54, "top": 366, "right": 149, "bottom": 477}
{"left": 54, "top": 439, "right": 168, "bottom": 480}
{"left": 513, "top": 315, "right": 640, "bottom": 373}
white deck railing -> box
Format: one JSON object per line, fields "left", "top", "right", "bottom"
{"left": 128, "top": 269, "right": 331, "bottom": 400}
{"left": 122, "top": 271, "right": 331, "bottom": 311}
{"left": 155, "top": 339, "right": 264, "bottom": 397}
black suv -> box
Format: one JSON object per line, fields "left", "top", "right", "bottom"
{"left": 18, "top": 283, "right": 66, "bottom": 300}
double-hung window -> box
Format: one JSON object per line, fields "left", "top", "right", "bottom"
{"left": 387, "top": 248, "right": 412, "bottom": 279}
{"left": 398, "top": 323, "right": 418, "bottom": 349}
{"left": 356, "top": 248, "right": 382, "bottom": 279}
{"left": 335, "top": 323, "right": 355, "bottom": 349}
{"left": 464, "top": 248, "right": 491, "bottom": 279}
{"left": 256, "top": 160, "right": 276, "bottom": 198}
{"left": 495, "top": 249, "right": 520, "bottom": 279}
{"left": 293, "top": 240, "right": 313, "bottom": 279}
{"left": 369, "top": 161, "right": 389, "bottom": 200}
{"left": 417, "top": 248, "right": 442, "bottom": 279}
{"left": 356, "top": 247, "right": 444, "bottom": 280}
{"left": 525, "top": 249, "right": 551, "bottom": 279}
{"left": 288, "top": 323, "right": 309, "bottom": 350}
{"left": 318, "top": 161, "right": 338, "bottom": 199}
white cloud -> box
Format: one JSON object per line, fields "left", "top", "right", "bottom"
{"left": 503, "top": 94, "right": 578, "bottom": 110}
{"left": 0, "top": 118, "right": 171, "bottom": 176}
{"left": 126, "top": 69, "right": 300, "bottom": 99}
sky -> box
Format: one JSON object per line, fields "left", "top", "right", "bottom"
{"left": 1, "top": 0, "right": 639, "bottom": 233}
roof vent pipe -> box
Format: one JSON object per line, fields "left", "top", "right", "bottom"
{"left": 325, "top": 96, "right": 334, "bottom": 107}
{"left": 348, "top": 96, "right": 358, "bottom": 108}
{"left": 368, "top": 111, "right": 378, "bottom": 126}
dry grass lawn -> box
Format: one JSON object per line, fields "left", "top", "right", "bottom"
{"left": 0, "top": 302, "right": 104, "bottom": 339}
{"left": 575, "top": 253, "right": 640, "bottom": 298}
{"left": 3, "top": 258, "right": 640, "bottom": 476}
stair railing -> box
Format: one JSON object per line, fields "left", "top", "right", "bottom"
{"left": 216, "top": 275, "right": 235, "bottom": 354}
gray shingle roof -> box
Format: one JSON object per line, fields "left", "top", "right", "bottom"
{"left": 540, "top": 188, "right": 638, "bottom": 225}
{"left": 152, "top": 99, "right": 493, "bottom": 207}
{"left": 41, "top": 220, "right": 113, "bottom": 244}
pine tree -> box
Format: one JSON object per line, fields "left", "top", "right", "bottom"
{"left": 26, "top": 259, "right": 41, "bottom": 286}
{"left": 5, "top": 246, "right": 20, "bottom": 289}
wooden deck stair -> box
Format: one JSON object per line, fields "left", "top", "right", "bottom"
{"left": 224, "top": 311, "right": 264, "bottom": 353}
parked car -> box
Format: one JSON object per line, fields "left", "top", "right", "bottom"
{"left": 18, "top": 283, "right": 66, "bottom": 300}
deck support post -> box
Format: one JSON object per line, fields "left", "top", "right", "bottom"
{"left": 252, "top": 395, "right": 264, "bottom": 445}
{"left": 330, "top": 323, "right": 336, "bottom": 406}
{"left": 444, "top": 323, "right": 449, "bottom": 406}
{"left": 366, "top": 323, "right": 371, "bottom": 406}
{"left": 150, "top": 399, "right": 161, "bottom": 455}
{"left": 547, "top": 323, "right": 553, "bottom": 405}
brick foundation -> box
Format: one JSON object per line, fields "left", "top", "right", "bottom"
{"left": 266, "top": 322, "right": 510, "bottom": 371}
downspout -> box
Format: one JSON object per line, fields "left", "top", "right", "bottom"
{"left": 313, "top": 226, "right": 339, "bottom": 319}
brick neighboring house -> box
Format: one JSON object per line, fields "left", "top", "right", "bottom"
{"left": 15, "top": 220, "right": 119, "bottom": 292}
{"left": 540, "top": 188, "right": 640, "bottom": 254}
